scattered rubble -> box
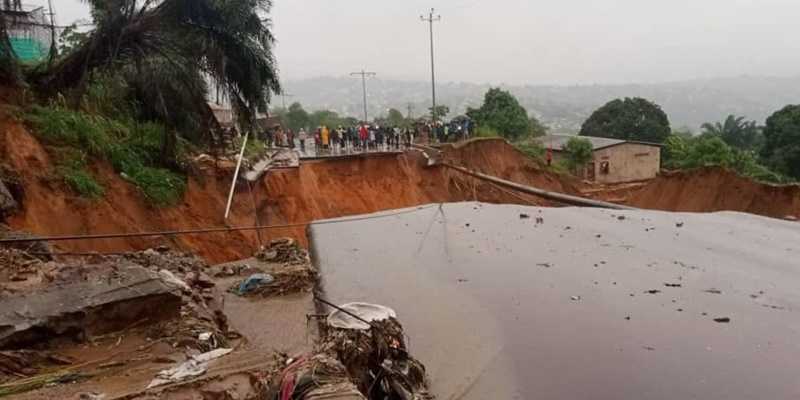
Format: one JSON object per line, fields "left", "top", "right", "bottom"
{"left": 228, "top": 238, "right": 317, "bottom": 298}
{"left": 269, "top": 301, "right": 433, "bottom": 400}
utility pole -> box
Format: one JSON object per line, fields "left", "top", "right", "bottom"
{"left": 407, "top": 103, "right": 414, "bottom": 120}
{"left": 280, "top": 92, "right": 294, "bottom": 110}
{"left": 420, "top": 8, "right": 441, "bottom": 123}
{"left": 350, "top": 70, "right": 376, "bottom": 123}
{"left": 46, "top": 0, "right": 57, "bottom": 64}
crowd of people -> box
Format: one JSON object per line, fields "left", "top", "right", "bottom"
{"left": 259, "top": 118, "right": 473, "bottom": 156}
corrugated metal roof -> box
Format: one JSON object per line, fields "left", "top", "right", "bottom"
{"left": 536, "top": 134, "right": 658, "bottom": 151}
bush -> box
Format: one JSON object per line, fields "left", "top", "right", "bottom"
{"left": 514, "top": 140, "right": 545, "bottom": 160}
{"left": 60, "top": 166, "right": 105, "bottom": 198}
{"left": 663, "top": 133, "right": 792, "bottom": 184}
{"left": 475, "top": 126, "right": 501, "bottom": 138}
{"left": 25, "top": 106, "right": 186, "bottom": 205}
{"left": 563, "top": 137, "right": 594, "bottom": 174}
{"left": 126, "top": 167, "right": 186, "bottom": 206}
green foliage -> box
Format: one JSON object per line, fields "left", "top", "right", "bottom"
{"left": 386, "top": 108, "right": 408, "bottom": 127}
{"left": 25, "top": 105, "right": 187, "bottom": 205}
{"left": 529, "top": 116, "right": 549, "bottom": 137}
{"left": 243, "top": 136, "right": 266, "bottom": 159}
{"left": 58, "top": 23, "right": 90, "bottom": 57}
{"left": 429, "top": 105, "right": 450, "bottom": 120}
{"left": 761, "top": 105, "right": 800, "bottom": 179}
{"left": 664, "top": 133, "right": 791, "bottom": 184}
{"left": 700, "top": 115, "right": 762, "bottom": 151}
{"left": 55, "top": 153, "right": 105, "bottom": 199}
{"left": 125, "top": 167, "right": 186, "bottom": 206}
{"left": 284, "top": 102, "right": 310, "bottom": 131}
{"left": 60, "top": 166, "right": 104, "bottom": 199}
{"left": 309, "top": 110, "right": 351, "bottom": 128}
{"left": 580, "top": 97, "right": 671, "bottom": 143}
{"left": 514, "top": 140, "right": 546, "bottom": 161}
{"left": 475, "top": 126, "right": 501, "bottom": 138}
{"left": 562, "top": 137, "right": 594, "bottom": 173}
{"left": 467, "top": 88, "right": 531, "bottom": 140}
{"left": 29, "top": 0, "right": 281, "bottom": 151}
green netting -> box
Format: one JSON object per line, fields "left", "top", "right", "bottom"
{"left": 9, "top": 37, "right": 45, "bottom": 61}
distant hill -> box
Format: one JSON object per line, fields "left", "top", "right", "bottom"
{"left": 284, "top": 76, "right": 800, "bottom": 132}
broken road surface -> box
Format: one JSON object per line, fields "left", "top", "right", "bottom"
{"left": 311, "top": 202, "right": 800, "bottom": 400}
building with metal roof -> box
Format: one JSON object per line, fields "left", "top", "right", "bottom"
{"left": 536, "top": 134, "right": 662, "bottom": 183}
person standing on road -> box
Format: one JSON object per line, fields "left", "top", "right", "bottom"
{"left": 298, "top": 128, "right": 307, "bottom": 153}
{"left": 321, "top": 125, "right": 330, "bottom": 152}
{"left": 359, "top": 124, "right": 369, "bottom": 150}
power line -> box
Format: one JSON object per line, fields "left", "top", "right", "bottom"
{"left": 350, "top": 69, "right": 376, "bottom": 123}
{"left": 420, "top": 8, "right": 441, "bottom": 123}
{"left": 0, "top": 205, "right": 438, "bottom": 244}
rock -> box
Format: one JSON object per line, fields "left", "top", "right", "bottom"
{"left": 0, "top": 179, "right": 18, "bottom": 218}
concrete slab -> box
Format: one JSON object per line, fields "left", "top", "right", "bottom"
{"left": 0, "top": 266, "right": 181, "bottom": 349}
{"left": 310, "top": 202, "right": 800, "bottom": 400}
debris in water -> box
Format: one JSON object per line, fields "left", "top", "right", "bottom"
{"left": 664, "top": 283, "right": 682, "bottom": 288}
{"left": 537, "top": 263, "right": 552, "bottom": 268}
{"left": 704, "top": 289, "right": 723, "bottom": 294}
{"left": 625, "top": 316, "right": 631, "bottom": 321}
{"left": 571, "top": 295, "right": 581, "bottom": 301}
{"left": 643, "top": 346, "right": 656, "bottom": 351}
{"left": 236, "top": 273, "right": 274, "bottom": 295}
{"left": 645, "top": 290, "right": 661, "bottom": 294}
{"left": 147, "top": 348, "right": 233, "bottom": 388}
{"left": 714, "top": 317, "right": 731, "bottom": 323}
{"left": 617, "top": 215, "right": 626, "bottom": 221}
{"left": 535, "top": 217, "right": 544, "bottom": 224}
{"left": 676, "top": 222, "right": 685, "bottom": 228}
{"left": 519, "top": 213, "right": 530, "bottom": 219}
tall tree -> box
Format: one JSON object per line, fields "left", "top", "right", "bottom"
{"left": 466, "top": 88, "right": 531, "bottom": 140}
{"left": 761, "top": 105, "right": 800, "bottom": 179}
{"left": 284, "top": 102, "right": 310, "bottom": 131}
{"left": 563, "top": 137, "right": 594, "bottom": 175}
{"left": 580, "top": 97, "right": 671, "bottom": 143}
{"left": 29, "top": 0, "right": 280, "bottom": 163}
{"left": 387, "top": 108, "right": 407, "bottom": 127}
{"left": 700, "top": 115, "right": 761, "bottom": 151}
{"left": 429, "top": 105, "right": 450, "bottom": 120}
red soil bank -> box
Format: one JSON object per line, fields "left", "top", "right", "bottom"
{"left": 625, "top": 168, "right": 800, "bottom": 219}
{"left": 0, "top": 114, "right": 569, "bottom": 263}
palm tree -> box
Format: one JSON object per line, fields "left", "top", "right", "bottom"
{"left": 700, "top": 115, "right": 761, "bottom": 151}
{"left": 29, "top": 0, "right": 281, "bottom": 162}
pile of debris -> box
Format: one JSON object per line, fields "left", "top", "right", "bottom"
{"left": 0, "top": 246, "right": 233, "bottom": 394}
{"left": 269, "top": 302, "right": 434, "bottom": 400}
{"left": 231, "top": 238, "right": 317, "bottom": 297}
{"left": 255, "top": 238, "right": 310, "bottom": 265}
{"left": 114, "top": 248, "right": 232, "bottom": 352}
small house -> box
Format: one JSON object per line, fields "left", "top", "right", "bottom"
{"left": 537, "top": 134, "right": 661, "bottom": 183}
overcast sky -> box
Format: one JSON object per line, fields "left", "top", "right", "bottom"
{"left": 44, "top": 0, "right": 800, "bottom": 85}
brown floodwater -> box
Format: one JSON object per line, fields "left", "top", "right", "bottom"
{"left": 310, "top": 202, "right": 800, "bottom": 400}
